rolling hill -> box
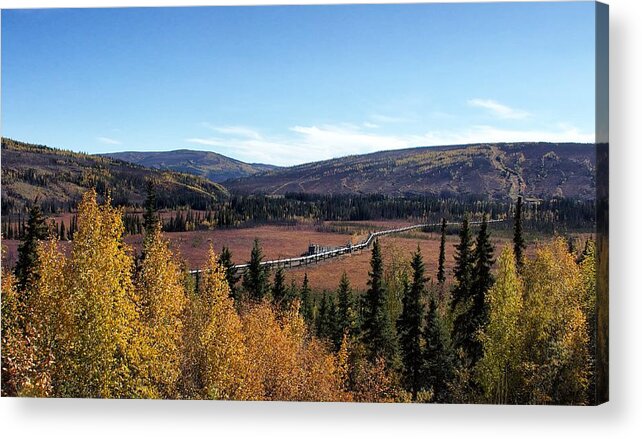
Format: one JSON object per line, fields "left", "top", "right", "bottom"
{"left": 1, "top": 138, "right": 228, "bottom": 213}
{"left": 225, "top": 142, "right": 597, "bottom": 200}
{"left": 103, "top": 149, "right": 278, "bottom": 183}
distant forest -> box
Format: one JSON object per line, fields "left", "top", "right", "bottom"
{"left": 2, "top": 191, "right": 596, "bottom": 241}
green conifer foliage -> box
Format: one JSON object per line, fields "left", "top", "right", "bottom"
{"left": 397, "top": 247, "right": 426, "bottom": 399}
{"left": 437, "top": 218, "right": 447, "bottom": 285}
{"left": 242, "top": 238, "right": 270, "bottom": 301}
{"left": 271, "top": 266, "right": 287, "bottom": 307}
{"left": 362, "top": 239, "right": 399, "bottom": 367}
{"left": 300, "top": 273, "right": 314, "bottom": 323}
{"left": 219, "top": 246, "right": 239, "bottom": 300}
{"left": 15, "top": 203, "right": 50, "bottom": 291}
{"left": 336, "top": 272, "right": 357, "bottom": 345}
{"left": 422, "top": 296, "right": 454, "bottom": 402}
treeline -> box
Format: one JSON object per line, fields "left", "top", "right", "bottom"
{"left": 104, "top": 193, "right": 596, "bottom": 236}
{"left": 2, "top": 191, "right": 597, "bottom": 404}
{"left": 215, "top": 193, "right": 595, "bottom": 233}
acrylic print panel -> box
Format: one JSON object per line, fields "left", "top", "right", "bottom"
{"left": 0, "top": 1, "right": 608, "bottom": 405}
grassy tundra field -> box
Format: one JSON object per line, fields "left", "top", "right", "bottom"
{"left": 2, "top": 218, "right": 540, "bottom": 293}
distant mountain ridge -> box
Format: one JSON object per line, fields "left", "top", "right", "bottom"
{"left": 1, "top": 138, "right": 228, "bottom": 212}
{"left": 103, "top": 149, "right": 279, "bottom": 183}
{"left": 224, "top": 142, "right": 597, "bottom": 200}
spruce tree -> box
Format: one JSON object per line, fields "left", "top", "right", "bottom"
{"left": 242, "top": 238, "right": 270, "bottom": 301}
{"left": 15, "top": 203, "right": 49, "bottom": 291}
{"left": 450, "top": 215, "right": 477, "bottom": 368}
{"left": 287, "top": 279, "right": 299, "bottom": 306}
{"left": 472, "top": 215, "right": 494, "bottom": 312}
{"left": 316, "top": 292, "right": 330, "bottom": 339}
{"left": 423, "top": 296, "right": 454, "bottom": 402}
{"left": 336, "top": 272, "right": 357, "bottom": 345}
{"left": 142, "top": 180, "right": 159, "bottom": 237}
{"left": 463, "top": 215, "right": 495, "bottom": 365}
{"left": 219, "top": 246, "right": 239, "bottom": 300}
{"left": 300, "top": 273, "right": 313, "bottom": 323}
{"left": 362, "top": 239, "right": 398, "bottom": 367}
{"left": 271, "top": 266, "right": 287, "bottom": 306}
{"left": 397, "top": 247, "right": 426, "bottom": 399}
{"left": 59, "top": 221, "right": 66, "bottom": 241}
{"left": 451, "top": 216, "right": 474, "bottom": 311}
{"left": 327, "top": 295, "right": 339, "bottom": 347}
{"left": 437, "top": 218, "right": 447, "bottom": 285}
{"left": 513, "top": 196, "right": 526, "bottom": 270}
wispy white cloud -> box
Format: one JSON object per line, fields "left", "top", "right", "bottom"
{"left": 186, "top": 122, "right": 593, "bottom": 166}
{"left": 468, "top": 98, "right": 531, "bottom": 120}
{"left": 97, "top": 136, "right": 122, "bottom": 145}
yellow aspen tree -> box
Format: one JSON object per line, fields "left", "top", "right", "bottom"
{"left": 59, "top": 189, "right": 142, "bottom": 398}
{"left": 1, "top": 263, "right": 36, "bottom": 396}
{"left": 135, "top": 223, "right": 187, "bottom": 398}
{"left": 282, "top": 301, "right": 350, "bottom": 402}
{"left": 23, "top": 239, "right": 70, "bottom": 396}
{"left": 477, "top": 246, "right": 524, "bottom": 404}
{"left": 1, "top": 240, "right": 67, "bottom": 397}
{"left": 520, "top": 238, "right": 590, "bottom": 405}
{"left": 242, "top": 301, "right": 351, "bottom": 401}
{"left": 199, "top": 247, "right": 259, "bottom": 400}
{"left": 240, "top": 302, "right": 295, "bottom": 400}
{"left": 178, "top": 285, "right": 207, "bottom": 398}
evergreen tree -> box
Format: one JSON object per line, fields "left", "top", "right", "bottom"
{"left": 336, "top": 272, "right": 357, "bottom": 345}
{"left": 327, "top": 295, "right": 339, "bottom": 346}
{"left": 15, "top": 203, "right": 49, "bottom": 291}
{"left": 142, "top": 180, "right": 159, "bottom": 237}
{"left": 471, "top": 216, "right": 495, "bottom": 363}
{"left": 362, "top": 239, "right": 398, "bottom": 367}
{"left": 437, "top": 218, "right": 447, "bottom": 285}
{"left": 513, "top": 196, "right": 526, "bottom": 270}
{"left": 451, "top": 216, "right": 474, "bottom": 311}
{"left": 397, "top": 247, "right": 426, "bottom": 399}
{"left": 287, "top": 279, "right": 299, "bottom": 306}
{"left": 454, "top": 216, "right": 495, "bottom": 367}
{"left": 219, "top": 246, "right": 239, "bottom": 301}
{"left": 316, "top": 292, "right": 330, "bottom": 339}
{"left": 300, "top": 273, "right": 313, "bottom": 323}
{"left": 59, "top": 221, "right": 66, "bottom": 241}
{"left": 6, "top": 217, "right": 13, "bottom": 239}
{"left": 450, "top": 215, "right": 476, "bottom": 369}
{"left": 242, "top": 238, "right": 270, "bottom": 301}
{"left": 271, "top": 266, "right": 287, "bottom": 306}
{"left": 422, "top": 296, "right": 454, "bottom": 403}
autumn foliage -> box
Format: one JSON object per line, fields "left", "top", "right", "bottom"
{"left": 1, "top": 190, "right": 598, "bottom": 404}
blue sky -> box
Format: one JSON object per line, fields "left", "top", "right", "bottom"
{"left": 2, "top": 2, "right": 596, "bottom": 166}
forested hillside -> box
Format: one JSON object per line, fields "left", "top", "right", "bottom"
{"left": 226, "top": 142, "right": 596, "bottom": 200}
{"left": 1, "top": 138, "right": 228, "bottom": 213}
{"left": 103, "top": 149, "right": 278, "bottom": 183}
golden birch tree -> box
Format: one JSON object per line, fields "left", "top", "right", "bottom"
{"left": 199, "top": 247, "right": 259, "bottom": 400}
{"left": 477, "top": 246, "right": 524, "bottom": 404}
{"left": 58, "top": 190, "right": 143, "bottom": 398}
{"left": 135, "top": 223, "right": 187, "bottom": 398}
{"left": 520, "top": 238, "right": 590, "bottom": 405}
